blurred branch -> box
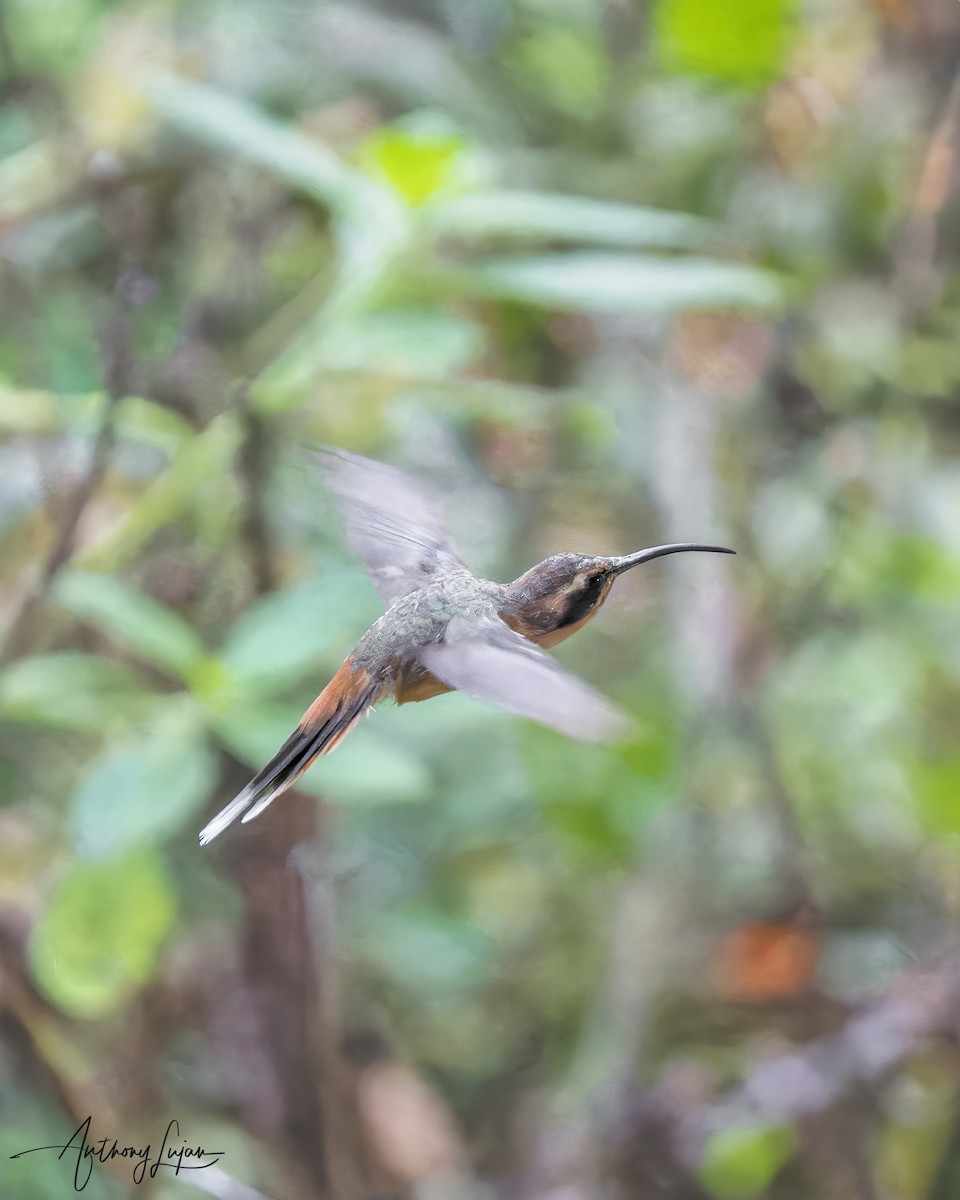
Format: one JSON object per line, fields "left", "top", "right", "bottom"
{"left": 0, "top": 0, "right": 17, "bottom": 86}
{"left": 748, "top": 709, "right": 817, "bottom": 907}
{"left": 0, "top": 313, "right": 131, "bottom": 666}
{"left": 893, "top": 69, "right": 960, "bottom": 313}
{"left": 223, "top": 792, "right": 365, "bottom": 1200}
{"left": 235, "top": 384, "right": 278, "bottom": 595}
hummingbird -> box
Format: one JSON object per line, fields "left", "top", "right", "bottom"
{"left": 199, "top": 450, "right": 733, "bottom": 844}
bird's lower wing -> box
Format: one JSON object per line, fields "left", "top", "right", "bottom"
{"left": 418, "top": 617, "right": 630, "bottom": 742}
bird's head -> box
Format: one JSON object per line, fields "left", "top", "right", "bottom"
{"left": 505, "top": 543, "right": 735, "bottom": 638}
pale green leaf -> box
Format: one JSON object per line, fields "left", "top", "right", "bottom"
{"left": 0, "top": 383, "right": 62, "bottom": 434}
{"left": 433, "top": 191, "right": 711, "bottom": 250}
{"left": 69, "top": 703, "right": 218, "bottom": 857}
{"left": 319, "top": 308, "right": 484, "bottom": 378}
{"left": 30, "top": 849, "right": 177, "bottom": 1019}
{"left": 219, "top": 568, "right": 381, "bottom": 691}
{"left": 146, "top": 73, "right": 379, "bottom": 217}
{"left": 449, "top": 254, "right": 783, "bottom": 313}
{"left": 52, "top": 571, "right": 205, "bottom": 680}
{"left": 509, "top": 27, "right": 607, "bottom": 118}
{"left": 72, "top": 413, "right": 244, "bottom": 572}
{"left": 0, "top": 653, "right": 153, "bottom": 731}
{"left": 364, "top": 909, "right": 492, "bottom": 991}
{"left": 114, "top": 396, "right": 194, "bottom": 455}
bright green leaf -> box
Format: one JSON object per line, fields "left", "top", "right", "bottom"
{"left": 69, "top": 702, "right": 218, "bottom": 857}
{"left": 912, "top": 758, "right": 960, "bottom": 838}
{"left": 30, "top": 849, "right": 177, "bottom": 1019}
{"left": 449, "top": 254, "right": 782, "bottom": 314}
{"left": 699, "top": 1124, "right": 793, "bottom": 1199}
{"left": 358, "top": 114, "right": 470, "bottom": 207}
{"left": 0, "top": 653, "right": 153, "bottom": 731}
{"left": 655, "top": 0, "right": 798, "bottom": 88}
{"left": 51, "top": 571, "right": 205, "bottom": 680}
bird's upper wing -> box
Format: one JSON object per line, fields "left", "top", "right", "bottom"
{"left": 418, "top": 615, "right": 631, "bottom": 742}
{"left": 317, "top": 449, "right": 467, "bottom": 605}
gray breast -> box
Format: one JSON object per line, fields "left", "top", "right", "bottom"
{"left": 353, "top": 573, "right": 505, "bottom": 668}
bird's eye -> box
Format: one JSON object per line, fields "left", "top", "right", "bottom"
{"left": 587, "top": 572, "right": 605, "bottom": 587}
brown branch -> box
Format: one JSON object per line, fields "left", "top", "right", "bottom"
{"left": 0, "top": 0, "right": 18, "bottom": 88}
{"left": 235, "top": 382, "right": 278, "bottom": 595}
{"left": 893, "top": 69, "right": 960, "bottom": 314}
{"left": 0, "top": 312, "right": 132, "bottom": 666}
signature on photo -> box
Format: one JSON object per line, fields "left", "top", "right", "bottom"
{"left": 9, "top": 1115, "right": 224, "bottom": 1191}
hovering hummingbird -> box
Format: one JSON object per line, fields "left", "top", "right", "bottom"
{"left": 199, "top": 450, "right": 733, "bottom": 844}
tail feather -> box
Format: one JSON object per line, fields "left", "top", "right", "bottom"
{"left": 199, "top": 659, "right": 380, "bottom": 845}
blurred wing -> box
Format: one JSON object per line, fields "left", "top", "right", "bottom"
{"left": 419, "top": 617, "right": 630, "bottom": 742}
{"left": 317, "top": 449, "right": 466, "bottom": 605}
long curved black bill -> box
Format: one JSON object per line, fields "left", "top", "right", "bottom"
{"left": 610, "top": 543, "right": 735, "bottom": 574}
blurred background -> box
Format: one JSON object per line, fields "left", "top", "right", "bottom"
{"left": 2, "top": 0, "right": 960, "bottom": 1196}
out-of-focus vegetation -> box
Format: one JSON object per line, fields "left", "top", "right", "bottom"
{"left": 2, "top": 0, "right": 960, "bottom": 1196}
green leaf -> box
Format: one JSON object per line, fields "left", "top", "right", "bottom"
{"left": 69, "top": 702, "right": 218, "bottom": 857}
{"left": 0, "top": 382, "right": 62, "bottom": 434}
{"left": 364, "top": 908, "right": 492, "bottom": 992}
{"left": 655, "top": 0, "right": 798, "bottom": 88}
{"left": 509, "top": 26, "right": 607, "bottom": 118}
{"left": 699, "top": 1124, "right": 794, "bottom": 1199}
{"left": 830, "top": 527, "right": 960, "bottom": 607}
{"left": 218, "top": 568, "right": 381, "bottom": 692}
{"left": 448, "top": 254, "right": 783, "bottom": 314}
{"left": 213, "top": 702, "right": 432, "bottom": 806}
{"left": 319, "top": 308, "right": 484, "bottom": 379}
{"left": 0, "top": 653, "right": 153, "bottom": 731}
{"left": 358, "top": 115, "right": 471, "bottom": 207}
{"left": 114, "top": 396, "right": 194, "bottom": 455}
{"left": 912, "top": 758, "right": 960, "bottom": 838}
{"left": 300, "top": 722, "right": 433, "bottom": 805}
{"left": 146, "top": 74, "right": 358, "bottom": 212}
{"left": 74, "top": 412, "right": 244, "bottom": 572}
{"left": 30, "top": 849, "right": 177, "bottom": 1019}
{"left": 51, "top": 571, "right": 206, "bottom": 680}
{"left": 433, "top": 191, "right": 711, "bottom": 250}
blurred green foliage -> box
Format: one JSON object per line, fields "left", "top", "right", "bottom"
{"left": 1, "top": 0, "right": 960, "bottom": 1195}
